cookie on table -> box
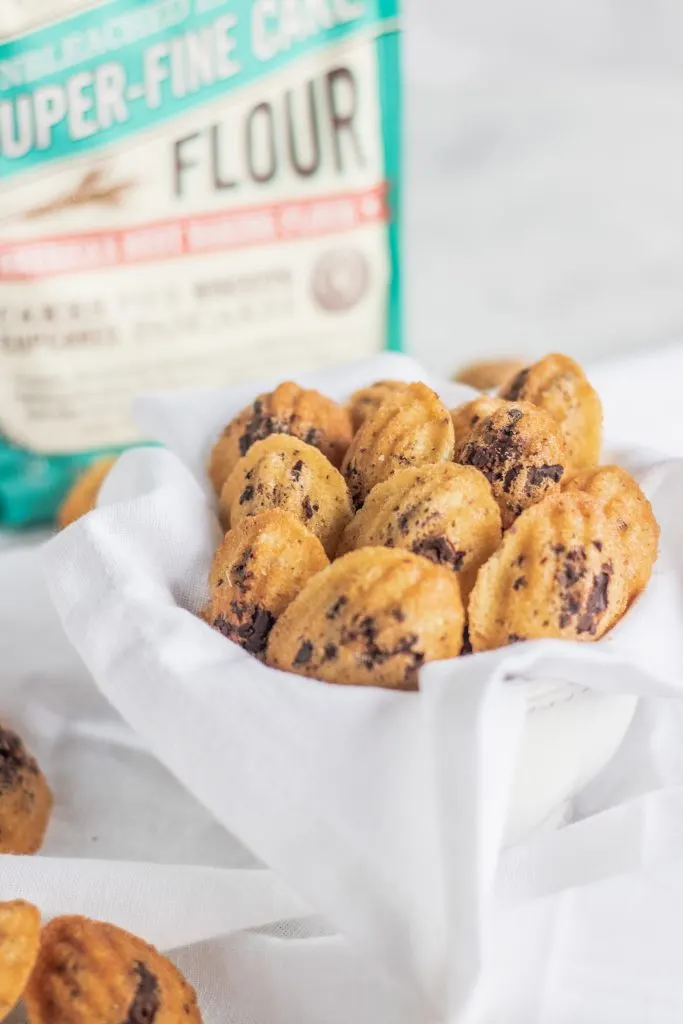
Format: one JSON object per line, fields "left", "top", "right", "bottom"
{"left": 338, "top": 463, "right": 501, "bottom": 599}
{"left": 454, "top": 398, "right": 569, "bottom": 529}
{"left": 24, "top": 915, "right": 202, "bottom": 1023}
{"left": 208, "top": 382, "right": 353, "bottom": 495}
{"left": 563, "top": 464, "right": 659, "bottom": 598}
{"left": 341, "top": 382, "right": 455, "bottom": 511}
{"left": 499, "top": 353, "right": 602, "bottom": 470}
{"left": 347, "top": 380, "right": 409, "bottom": 432}
{"left": 57, "top": 456, "right": 118, "bottom": 529}
{"left": 0, "top": 900, "right": 41, "bottom": 1019}
{"left": 220, "top": 436, "right": 352, "bottom": 558}
{"left": 0, "top": 723, "right": 52, "bottom": 854}
{"left": 450, "top": 395, "right": 504, "bottom": 453}
{"left": 267, "top": 547, "right": 465, "bottom": 689}
{"left": 468, "top": 492, "right": 629, "bottom": 652}
{"left": 453, "top": 359, "right": 527, "bottom": 392}
{"left": 207, "top": 510, "right": 329, "bottom": 658}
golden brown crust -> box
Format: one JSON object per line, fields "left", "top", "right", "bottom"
{"left": 347, "top": 380, "right": 409, "bottom": 432}
{"left": 220, "top": 436, "right": 352, "bottom": 557}
{"left": 341, "top": 382, "right": 455, "bottom": 511}
{"left": 57, "top": 457, "right": 118, "bottom": 529}
{"left": 207, "top": 510, "right": 329, "bottom": 657}
{"left": 208, "top": 382, "right": 353, "bottom": 495}
{"left": 454, "top": 359, "right": 527, "bottom": 391}
{"left": 24, "top": 915, "right": 202, "bottom": 1023}
{"left": 266, "top": 547, "right": 465, "bottom": 689}
{"left": 499, "top": 353, "right": 602, "bottom": 470}
{"left": 468, "top": 492, "right": 629, "bottom": 652}
{"left": 454, "top": 398, "right": 569, "bottom": 529}
{"left": 338, "top": 463, "right": 501, "bottom": 598}
{"left": 0, "top": 900, "right": 41, "bottom": 1019}
{"left": 0, "top": 724, "right": 52, "bottom": 855}
{"left": 563, "top": 465, "right": 659, "bottom": 598}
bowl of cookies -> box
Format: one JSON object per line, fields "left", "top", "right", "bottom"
{"left": 181, "top": 353, "right": 650, "bottom": 841}
{"left": 49, "top": 352, "right": 660, "bottom": 849}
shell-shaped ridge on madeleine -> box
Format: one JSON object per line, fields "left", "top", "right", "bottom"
{"left": 221, "top": 435, "right": 352, "bottom": 557}
{"left": 341, "top": 382, "right": 455, "bottom": 511}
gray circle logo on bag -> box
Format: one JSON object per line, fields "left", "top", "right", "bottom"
{"left": 311, "top": 249, "right": 370, "bottom": 313}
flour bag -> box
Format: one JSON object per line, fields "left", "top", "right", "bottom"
{"left": 0, "top": 0, "right": 401, "bottom": 523}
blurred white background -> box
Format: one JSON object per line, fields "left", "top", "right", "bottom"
{"left": 404, "top": 0, "right": 683, "bottom": 375}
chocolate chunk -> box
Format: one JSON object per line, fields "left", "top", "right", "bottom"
{"left": 0, "top": 726, "right": 36, "bottom": 792}
{"left": 593, "top": 540, "right": 603, "bottom": 551}
{"left": 555, "top": 547, "right": 587, "bottom": 589}
{"left": 411, "top": 536, "right": 466, "bottom": 572}
{"left": 559, "top": 595, "right": 581, "bottom": 628}
{"left": 125, "top": 962, "right": 160, "bottom": 1024}
{"left": 345, "top": 465, "right": 365, "bottom": 510}
{"left": 291, "top": 459, "right": 304, "bottom": 481}
{"left": 230, "top": 548, "right": 254, "bottom": 590}
{"left": 502, "top": 367, "right": 530, "bottom": 401}
{"left": 577, "top": 566, "right": 612, "bottom": 636}
{"left": 512, "top": 576, "right": 527, "bottom": 590}
{"left": 323, "top": 643, "right": 339, "bottom": 661}
{"left": 515, "top": 554, "right": 526, "bottom": 567}
{"left": 304, "top": 427, "right": 321, "bottom": 446}
{"left": 391, "top": 608, "right": 406, "bottom": 622}
{"left": 552, "top": 544, "right": 566, "bottom": 555}
{"left": 239, "top": 485, "right": 255, "bottom": 505}
{"left": 238, "top": 400, "right": 288, "bottom": 457}
{"left": 460, "top": 409, "right": 524, "bottom": 485}
{"left": 294, "top": 641, "right": 314, "bottom": 665}
{"left": 527, "top": 464, "right": 564, "bottom": 491}
{"left": 326, "top": 596, "right": 348, "bottom": 619}
{"left": 302, "top": 496, "right": 319, "bottom": 521}
{"left": 397, "top": 505, "right": 418, "bottom": 535}
{"left": 503, "top": 464, "right": 522, "bottom": 493}
{"left": 214, "top": 607, "right": 276, "bottom": 656}
{"left": 507, "top": 633, "right": 526, "bottom": 644}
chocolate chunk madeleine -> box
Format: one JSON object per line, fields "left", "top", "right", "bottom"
{"left": 207, "top": 510, "right": 329, "bottom": 657}
{"left": 338, "top": 463, "right": 501, "bottom": 598}
{"left": 454, "top": 398, "right": 568, "bottom": 529}
{"left": 499, "top": 353, "right": 602, "bottom": 470}
{"left": 563, "top": 464, "right": 659, "bottom": 599}
{"left": 0, "top": 723, "right": 52, "bottom": 854}
{"left": 341, "top": 382, "right": 455, "bottom": 510}
{"left": 24, "top": 915, "right": 202, "bottom": 1023}
{"left": 0, "top": 900, "right": 41, "bottom": 1019}
{"left": 347, "top": 380, "right": 409, "bottom": 432}
{"left": 220, "top": 435, "right": 352, "bottom": 557}
{"left": 468, "top": 492, "right": 629, "bottom": 652}
{"left": 267, "top": 547, "right": 465, "bottom": 689}
{"left": 209, "top": 381, "right": 353, "bottom": 495}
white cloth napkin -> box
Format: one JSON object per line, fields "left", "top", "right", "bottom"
{"left": 40, "top": 353, "right": 683, "bottom": 1023}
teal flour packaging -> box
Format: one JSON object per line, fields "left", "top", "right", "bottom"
{"left": 0, "top": 0, "right": 401, "bottom": 524}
